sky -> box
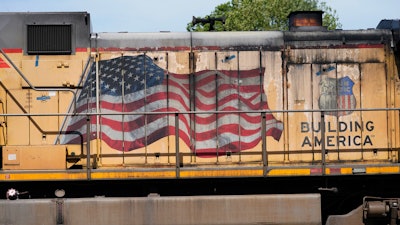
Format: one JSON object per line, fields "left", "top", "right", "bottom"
{"left": 1, "top": 0, "right": 399, "bottom": 32}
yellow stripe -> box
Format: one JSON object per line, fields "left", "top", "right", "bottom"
{"left": 180, "top": 169, "right": 263, "bottom": 178}
{"left": 0, "top": 171, "right": 177, "bottom": 181}
{"left": 268, "top": 168, "right": 310, "bottom": 176}
{"left": 0, "top": 172, "right": 87, "bottom": 181}
{"left": 91, "top": 171, "right": 176, "bottom": 179}
{"left": 1, "top": 166, "right": 398, "bottom": 181}
{"left": 340, "top": 168, "right": 353, "bottom": 174}
{"left": 366, "top": 166, "right": 399, "bottom": 174}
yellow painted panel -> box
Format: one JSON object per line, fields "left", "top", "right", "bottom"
{"left": 267, "top": 168, "right": 310, "bottom": 176}
{"left": 168, "top": 51, "right": 191, "bottom": 74}
{"left": 361, "top": 63, "right": 389, "bottom": 161}
{"left": 6, "top": 89, "right": 30, "bottom": 145}
{"left": 180, "top": 169, "right": 263, "bottom": 178}
{"left": 0, "top": 56, "right": 23, "bottom": 90}
{"left": 366, "top": 166, "right": 399, "bottom": 174}
{"left": 263, "top": 51, "right": 285, "bottom": 163}
{"left": 30, "top": 91, "right": 59, "bottom": 145}
{"left": 21, "top": 59, "right": 84, "bottom": 87}
{"left": 237, "top": 51, "right": 263, "bottom": 163}
{"left": 90, "top": 170, "right": 176, "bottom": 179}
{"left": 58, "top": 90, "right": 75, "bottom": 123}
{"left": 335, "top": 63, "right": 362, "bottom": 160}
{"left": 309, "top": 64, "right": 326, "bottom": 162}
{"left": 340, "top": 168, "right": 353, "bottom": 174}
{"left": 0, "top": 172, "right": 87, "bottom": 181}
{"left": 287, "top": 64, "right": 313, "bottom": 162}
{"left": 2, "top": 145, "right": 66, "bottom": 170}
{"left": 288, "top": 48, "right": 385, "bottom": 64}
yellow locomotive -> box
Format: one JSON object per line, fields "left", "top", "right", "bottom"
{"left": 1, "top": 10, "right": 400, "bottom": 225}
{"left": 0, "top": 11, "right": 399, "bottom": 181}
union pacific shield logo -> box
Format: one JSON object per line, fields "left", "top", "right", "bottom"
{"left": 319, "top": 76, "right": 356, "bottom": 116}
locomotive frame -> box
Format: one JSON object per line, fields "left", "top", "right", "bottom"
{"left": 0, "top": 11, "right": 400, "bottom": 224}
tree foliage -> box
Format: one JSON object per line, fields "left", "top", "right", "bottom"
{"left": 187, "top": 0, "right": 341, "bottom": 31}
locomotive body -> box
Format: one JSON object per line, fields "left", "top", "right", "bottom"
{"left": 0, "top": 12, "right": 399, "bottom": 181}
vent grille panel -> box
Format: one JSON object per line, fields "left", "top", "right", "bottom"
{"left": 27, "top": 25, "right": 72, "bottom": 55}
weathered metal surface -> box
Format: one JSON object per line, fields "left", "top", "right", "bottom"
{"left": 2, "top": 145, "right": 66, "bottom": 170}
{"left": 0, "top": 12, "right": 90, "bottom": 51}
{"left": 0, "top": 194, "right": 321, "bottom": 225}
{"left": 94, "top": 32, "right": 284, "bottom": 51}
{"left": 0, "top": 12, "right": 399, "bottom": 181}
{"left": 283, "top": 29, "right": 393, "bottom": 48}
{"left": 325, "top": 206, "right": 363, "bottom": 225}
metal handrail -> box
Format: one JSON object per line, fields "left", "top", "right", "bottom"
{"left": 0, "top": 106, "right": 398, "bottom": 117}
{"left": 0, "top": 107, "right": 397, "bottom": 179}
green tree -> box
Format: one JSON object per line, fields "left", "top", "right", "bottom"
{"left": 187, "top": 0, "right": 341, "bottom": 31}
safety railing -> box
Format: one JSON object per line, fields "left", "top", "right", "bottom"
{"left": 0, "top": 106, "right": 398, "bottom": 179}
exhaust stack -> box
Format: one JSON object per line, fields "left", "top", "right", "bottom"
{"left": 288, "top": 11, "right": 326, "bottom": 31}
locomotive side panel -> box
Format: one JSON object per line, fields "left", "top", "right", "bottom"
{"left": 263, "top": 51, "right": 285, "bottom": 163}
{"left": 91, "top": 49, "right": 285, "bottom": 167}
{"left": 333, "top": 63, "right": 361, "bottom": 161}
{"left": 3, "top": 54, "right": 90, "bottom": 143}
{"left": 360, "top": 63, "right": 388, "bottom": 160}
{"left": 285, "top": 46, "right": 395, "bottom": 163}
{"left": 29, "top": 90, "right": 59, "bottom": 146}
{"left": 6, "top": 89, "right": 30, "bottom": 145}
{"left": 92, "top": 51, "right": 193, "bottom": 166}
{"left": 1, "top": 12, "right": 399, "bottom": 179}
{"left": 0, "top": 12, "right": 91, "bottom": 169}
{"left": 389, "top": 51, "right": 400, "bottom": 159}
{"left": 192, "top": 50, "right": 268, "bottom": 164}
{"left": 55, "top": 34, "right": 400, "bottom": 167}
{"left": 287, "top": 63, "right": 313, "bottom": 162}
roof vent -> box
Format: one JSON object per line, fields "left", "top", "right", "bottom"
{"left": 288, "top": 11, "right": 326, "bottom": 31}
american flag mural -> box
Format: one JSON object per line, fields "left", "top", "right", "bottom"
{"left": 61, "top": 55, "right": 282, "bottom": 156}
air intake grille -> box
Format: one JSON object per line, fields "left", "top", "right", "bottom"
{"left": 27, "top": 25, "right": 72, "bottom": 55}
